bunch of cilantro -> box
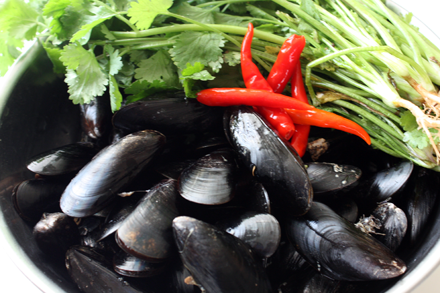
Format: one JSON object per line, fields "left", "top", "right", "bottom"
{"left": 2, "top": 0, "right": 440, "bottom": 170}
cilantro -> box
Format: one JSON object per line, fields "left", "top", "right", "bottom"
{"left": 43, "top": 45, "right": 66, "bottom": 74}
{"left": 224, "top": 51, "right": 241, "bottom": 67}
{"left": 0, "top": 0, "right": 41, "bottom": 41}
{"left": 180, "top": 62, "right": 214, "bottom": 98}
{"left": 403, "top": 128, "right": 434, "bottom": 150}
{"left": 172, "top": 2, "right": 215, "bottom": 24}
{"left": 134, "top": 49, "right": 180, "bottom": 88}
{"left": 125, "top": 79, "right": 169, "bottom": 103}
{"left": 127, "top": 0, "right": 173, "bottom": 30}
{"left": 60, "top": 43, "right": 108, "bottom": 104}
{"left": 169, "top": 31, "right": 225, "bottom": 71}
{"left": 70, "top": 4, "right": 117, "bottom": 43}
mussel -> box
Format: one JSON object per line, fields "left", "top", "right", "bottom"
{"left": 224, "top": 106, "right": 312, "bottom": 216}
{"left": 172, "top": 216, "right": 273, "bottom": 293}
{"left": 112, "top": 96, "right": 223, "bottom": 136}
{"left": 60, "top": 130, "right": 166, "bottom": 217}
{"left": 286, "top": 202, "right": 407, "bottom": 281}
{"left": 116, "top": 179, "right": 179, "bottom": 262}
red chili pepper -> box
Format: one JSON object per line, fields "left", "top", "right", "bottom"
{"left": 197, "top": 88, "right": 315, "bottom": 110}
{"left": 267, "top": 34, "right": 306, "bottom": 93}
{"left": 241, "top": 23, "right": 273, "bottom": 92}
{"left": 290, "top": 124, "right": 310, "bottom": 157}
{"left": 241, "top": 23, "right": 295, "bottom": 140}
{"left": 285, "top": 108, "right": 371, "bottom": 145}
{"left": 290, "top": 60, "right": 310, "bottom": 157}
{"left": 196, "top": 88, "right": 371, "bottom": 145}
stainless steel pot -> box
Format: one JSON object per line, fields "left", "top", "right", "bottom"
{"left": 0, "top": 1, "right": 440, "bottom": 292}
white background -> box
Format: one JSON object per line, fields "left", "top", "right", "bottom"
{"left": 0, "top": 0, "right": 439, "bottom": 292}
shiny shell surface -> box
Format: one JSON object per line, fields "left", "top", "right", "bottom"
{"left": 225, "top": 106, "right": 312, "bottom": 216}
{"left": 60, "top": 130, "right": 165, "bottom": 217}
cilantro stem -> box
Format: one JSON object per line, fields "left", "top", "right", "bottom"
{"left": 165, "top": 12, "right": 242, "bottom": 48}
{"left": 111, "top": 24, "right": 285, "bottom": 45}
{"left": 197, "top": 0, "right": 263, "bottom": 8}
{"left": 116, "top": 14, "right": 139, "bottom": 32}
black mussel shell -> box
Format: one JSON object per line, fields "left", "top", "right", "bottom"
{"left": 60, "top": 130, "right": 166, "bottom": 218}
{"left": 112, "top": 97, "right": 224, "bottom": 136}
{"left": 12, "top": 177, "right": 69, "bottom": 222}
{"left": 83, "top": 195, "right": 142, "bottom": 247}
{"left": 355, "top": 160, "right": 413, "bottom": 204}
{"left": 155, "top": 158, "right": 197, "bottom": 180}
{"left": 116, "top": 179, "right": 179, "bottom": 262}
{"left": 178, "top": 148, "right": 238, "bottom": 205}
{"left": 79, "top": 94, "right": 112, "bottom": 146}
{"left": 225, "top": 106, "right": 312, "bottom": 216}
{"left": 306, "top": 162, "right": 361, "bottom": 194}
{"left": 65, "top": 246, "right": 151, "bottom": 293}
{"left": 113, "top": 250, "right": 167, "bottom": 278}
{"left": 286, "top": 202, "right": 406, "bottom": 281}
{"left": 33, "top": 212, "right": 80, "bottom": 258}
{"left": 371, "top": 202, "right": 407, "bottom": 252}
{"left": 401, "top": 167, "right": 440, "bottom": 246}
{"left": 26, "top": 142, "right": 98, "bottom": 176}
{"left": 167, "top": 259, "right": 202, "bottom": 293}
{"left": 318, "top": 197, "right": 359, "bottom": 223}
{"left": 172, "top": 216, "right": 273, "bottom": 293}
{"left": 216, "top": 211, "right": 281, "bottom": 258}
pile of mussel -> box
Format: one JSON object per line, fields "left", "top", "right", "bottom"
{"left": 12, "top": 93, "right": 440, "bottom": 292}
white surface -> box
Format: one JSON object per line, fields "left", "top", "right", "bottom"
{"left": 0, "top": 0, "right": 439, "bottom": 292}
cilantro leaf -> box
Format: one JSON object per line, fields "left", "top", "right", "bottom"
{"left": 125, "top": 79, "right": 169, "bottom": 103}
{"left": 127, "top": 0, "right": 173, "bottom": 30}
{"left": 224, "top": 51, "right": 241, "bottom": 66}
{"left": 172, "top": 2, "right": 215, "bottom": 24}
{"left": 181, "top": 62, "right": 214, "bottom": 98}
{"left": 105, "top": 45, "right": 123, "bottom": 75}
{"left": 60, "top": 43, "right": 108, "bottom": 104}
{"left": 0, "top": 0, "right": 41, "bottom": 41}
{"left": 43, "top": 45, "right": 66, "bottom": 74}
{"left": 70, "top": 4, "right": 117, "bottom": 43}
{"left": 0, "top": 31, "right": 23, "bottom": 76}
{"left": 169, "top": 31, "right": 225, "bottom": 71}
{"left": 134, "top": 49, "right": 180, "bottom": 88}
{"left": 403, "top": 129, "right": 431, "bottom": 149}
{"left": 181, "top": 62, "right": 212, "bottom": 79}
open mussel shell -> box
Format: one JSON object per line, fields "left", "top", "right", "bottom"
{"left": 306, "top": 162, "right": 361, "bottom": 194}
{"left": 60, "top": 130, "right": 166, "bottom": 218}
{"left": 26, "top": 142, "right": 98, "bottom": 176}
{"left": 33, "top": 212, "right": 80, "bottom": 258}
{"left": 172, "top": 216, "right": 273, "bottom": 293}
{"left": 286, "top": 202, "right": 407, "bottom": 281}
{"left": 116, "top": 179, "right": 179, "bottom": 262}
{"left": 113, "top": 250, "right": 167, "bottom": 278}
{"left": 178, "top": 148, "right": 238, "bottom": 205}
{"left": 216, "top": 211, "right": 281, "bottom": 258}
{"left": 65, "top": 246, "right": 149, "bottom": 293}
{"left": 224, "top": 106, "right": 312, "bottom": 216}
{"left": 371, "top": 202, "right": 408, "bottom": 252}
{"left": 12, "top": 177, "right": 69, "bottom": 222}
{"left": 112, "top": 96, "right": 224, "bottom": 136}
